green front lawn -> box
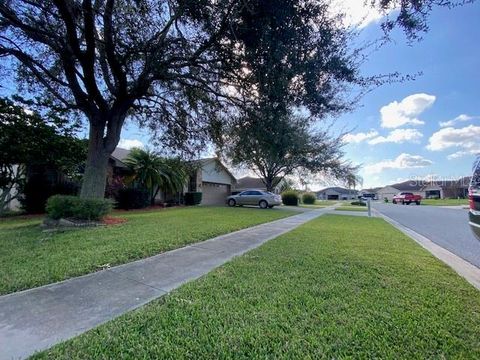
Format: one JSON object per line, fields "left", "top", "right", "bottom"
{"left": 422, "top": 198, "right": 469, "bottom": 206}
{"left": 299, "top": 200, "right": 338, "bottom": 208}
{"left": 334, "top": 205, "right": 367, "bottom": 211}
{"left": 0, "top": 207, "right": 295, "bottom": 295}
{"left": 35, "top": 215, "right": 480, "bottom": 359}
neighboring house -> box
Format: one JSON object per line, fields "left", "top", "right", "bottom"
{"left": 187, "top": 158, "right": 237, "bottom": 205}
{"left": 233, "top": 176, "right": 285, "bottom": 194}
{"left": 377, "top": 178, "right": 470, "bottom": 201}
{"left": 359, "top": 187, "right": 381, "bottom": 199}
{"left": 316, "top": 187, "right": 358, "bottom": 200}
{"left": 421, "top": 177, "right": 470, "bottom": 199}
{"left": 110, "top": 149, "right": 236, "bottom": 205}
{"left": 377, "top": 181, "right": 424, "bottom": 201}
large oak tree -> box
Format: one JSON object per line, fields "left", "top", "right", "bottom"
{"left": 0, "top": 0, "right": 247, "bottom": 198}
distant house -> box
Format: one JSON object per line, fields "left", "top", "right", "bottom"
{"left": 233, "top": 176, "right": 285, "bottom": 194}
{"left": 377, "top": 178, "right": 470, "bottom": 201}
{"left": 359, "top": 187, "right": 381, "bottom": 199}
{"left": 377, "top": 181, "right": 424, "bottom": 201}
{"left": 110, "top": 149, "right": 236, "bottom": 205}
{"left": 316, "top": 187, "right": 358, "bottom": 200}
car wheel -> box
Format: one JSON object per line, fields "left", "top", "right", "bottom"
{"left": 228, "top": 199, "right": 236, "bottom": 207}
{"left": 401, "top": 200, "right": 405, "bottom": 205}
{"left": 259, "top": 200, "right": 268, "bottom": 209}
{"left": 392, "top": 200, "right": 396, "bottom": 204}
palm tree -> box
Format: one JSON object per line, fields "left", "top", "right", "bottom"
{"left": 346, "top": 173, "right": 363, "bottom": 200}
{"left": 123, "top": 148, "right": 188, "bottom": 205}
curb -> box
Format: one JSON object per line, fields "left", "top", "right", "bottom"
{"left": 374, "top": 209, "right": 480, "bottom": 291}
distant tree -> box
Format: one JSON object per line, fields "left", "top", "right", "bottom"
{"left": 224, "top": 111, "right": 355, "bottom": 192}
{"left": 123, "top": 148, "right": 188, "bottom": 205}
{"left": 0, "top": 97, "right": 86, "bottom": 214}
{"left": 0, "top": 0, "right": 257, "bottom": 199}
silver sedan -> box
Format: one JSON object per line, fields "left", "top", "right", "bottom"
{"left": 227, "top": 190, "right": 282, "bottom": 209}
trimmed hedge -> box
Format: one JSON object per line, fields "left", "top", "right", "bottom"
{"left": 302, "top": 193, "right": 316, "bottom": 204}
{"left": 350, "top": 201, "right": 367, "bottom": 206}
{"left": 46, "top": 195, "right": 113, "bottom": 221}
{"left": 184, "top": 192, "right": 202, "bottom": 205}
{"left": 281, "top": 190, "right": 299, "bottom": 206}
{"left": 116, "top": 188, "right": 150, "bottom": 210}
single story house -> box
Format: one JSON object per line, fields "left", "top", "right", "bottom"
{"left": 233, "top": 176, "right": 284, "bottom": 194}
{"left": 377, "top": 178, "right": 470, "bottom": 201}
{"left": 377, "top": 181, "right": 424, "bottom": 201}
{"left": 110, "top": 149, "right": 236, "bottom": 205}
{"left": 187, "top": 158, "right": 237, "bottom": 205}
{"left": 316, "top": 187, "right": 358, "bottom": 200}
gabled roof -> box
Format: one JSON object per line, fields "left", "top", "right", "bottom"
{"left": 235, "top": 176, "right": 267, "bottom": 190}
{"left": 110, "top": 147, "right": 130, "bottom": 168}
{"left": 389, "top": 180, "right": 424, "bottom": 191}
{"left": 195, "top": 157, "right": 237, "bottom": 183}
{"left": 316, "top": 187, "right": 358, "bottom": 195}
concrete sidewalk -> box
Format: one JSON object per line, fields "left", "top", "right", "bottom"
{"left": 0, "top": 207, "right": 330, "bottom": 360}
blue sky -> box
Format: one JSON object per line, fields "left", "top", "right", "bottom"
{"left": 333, "top": 2, "right": 480, "bottom": 188}
{"left": 117, "top": 2, "right": 480, "bottom": 189}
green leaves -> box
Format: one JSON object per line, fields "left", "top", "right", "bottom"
{"left": 123, "top": 148, "right": 189, "bottom": 203}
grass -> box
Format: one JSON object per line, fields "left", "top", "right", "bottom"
{"left": 334, "top": 206, "right": 367, "bottom": 211}
{"left": 299, "top": 200, "right": 338, "bottom": 208}
{"left": 422, "top": 198, "right": 468, "bottom": 206}
{"left": 0, "top": 206, "right": 295, "bottom": 295}
{"left": 34, "top": 215, "right": 480, "bottom": 359}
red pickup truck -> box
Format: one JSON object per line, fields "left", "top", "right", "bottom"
{"left": 392, "top": 192, "right": 422, "bottom": 205}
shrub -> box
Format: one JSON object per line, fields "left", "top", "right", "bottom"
{"left": 350, "top": 201, "right": 366, "bottom": 206}
{"left": 46, "top": 195, "right": 113, "bottom": 221}
{"left": 116, "top": 188, "right": 150, "bottom": 210}
{"left": 282, "top": 190, "right": 299, "bottom": 206}
{"left": 302, "top": 193, "right": 316, "bottom": 204}
{"left": 184, "top": 192, "right": 202, "bottom": 205}
{"left": 20, "top": 176, "right": 79, "bottom": 214}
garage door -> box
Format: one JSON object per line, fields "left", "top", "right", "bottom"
{"left": 201, "top": 182, "right": 231, "bottom": 205}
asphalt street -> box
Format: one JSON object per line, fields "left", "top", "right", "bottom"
{"left": 373, "top": 203, "right": 480, "bottom": 268}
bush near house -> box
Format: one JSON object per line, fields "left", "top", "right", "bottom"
{"left": 46, "top": 195, "right": 113, "bottom": 221}
{"left": 184, "top": 192, "right": 202, "bottom": 205}
{"left": 282, "top": 190, "right": 299, "bottom": 206}
{"left": 350, "top": 201, "right": 366, "bottom": 206}
{"left": 20, "top": 177, "right": 79, "bottom": 214}
{"left": 302, "top": 193, "right": 316, "bottom": 204}
{"left": 116, "top": 188, "right": 150, "bottom": 210}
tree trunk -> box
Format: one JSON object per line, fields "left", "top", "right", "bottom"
{"left": 80, "top": 124, "right": 110, "bottom": 199}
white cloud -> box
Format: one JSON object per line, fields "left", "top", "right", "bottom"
{"left": 447, "top": 151, "right": 470, "bottom": 160}
{"left": 343, "top": 130, "right": 379, "bottom": 144}
{"left": 368, "top": 128, "right": 423, "bottom": 145}
{"left": 427, "top": 125, "right": 480, "bottom": 159}
{"left": 380, "top": 93, "right": 436, "bottom": 128}
{"left": 439, "top": 114, "right": 479, "bottom": 128}
{"left": 364, "top": 153, "right": 433, "bottom": 174}
{"left": 118, "top": 138, "right": 144, "bottom": 149}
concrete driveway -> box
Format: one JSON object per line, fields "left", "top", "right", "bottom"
{"left": 373, "top": 202, "right": 480, "bottom": 268}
